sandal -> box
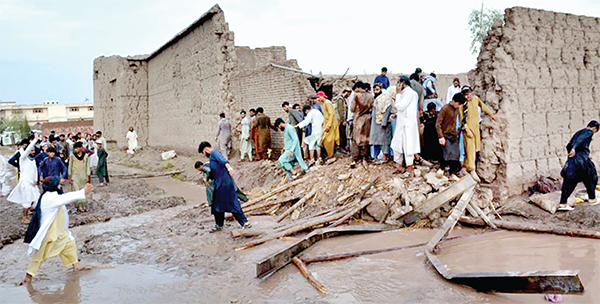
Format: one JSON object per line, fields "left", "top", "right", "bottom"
{"left": 557, "top": 205, "right": 574, "bottom": 211}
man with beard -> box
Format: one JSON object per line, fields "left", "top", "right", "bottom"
{"left": 391, "top": 76, "right": 420, "bottom": 173}
{"left": 198, "top": 141, "right": 249, "bottom": 231}
{"left": 369, "top": 83, "right": 396, "bottom": 163}
{"left": 350, "top": 81, "right": 373, "bottom": 167}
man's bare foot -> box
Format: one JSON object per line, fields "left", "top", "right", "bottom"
{"left": 21, "top": 216, "right": 30, "bottom": 225}
{"left": 21, "top": 274, "right": 32, "bottom": 285}
{"left": 73, "top": 263, "right": 93, "bottom": 271}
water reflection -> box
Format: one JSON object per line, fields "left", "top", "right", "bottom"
{"left": 26, "top": 274, "right": 80, "bottom": 304}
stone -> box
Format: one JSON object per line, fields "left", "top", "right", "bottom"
{"left": 366, "top": 197, "right": 388, "bottom": 222}
{"left": 424, "top": 172, "right": 449, "bottom": 191}
{"left": 403, "top": 191, "right": 427, "bottom": 208}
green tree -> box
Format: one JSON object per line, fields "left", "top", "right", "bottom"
{"left": 468, "top": 5, "right": 504, "bottom": 55}
{"left": 1, "top": 115, "right": 31, "bottom": 139}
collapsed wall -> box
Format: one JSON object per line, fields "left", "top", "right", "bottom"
{"left": 93, "top": 5, "right": 314, "bottom": 154}
{"left": 469, "top": 7, "right": 600, "bottom": 200}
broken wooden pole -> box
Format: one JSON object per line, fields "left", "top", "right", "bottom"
{"left": 276, "top": 188, "right": 318, "bottom": 222}
{"left": 113, "top": 170, "right": 185, "bottom": 179}
{"left": 458, "top": 217, "right": 600, "bottom": 239}
{"left": 255, "top": 225, "right": 388, "bottom": 278}
{"left": 241, "top": 175, "right": 310, "bottom": 209}
{"left": 399, "top": 175, "right": 476, "bottom": 226}
{"left": 235, "top": 207, "right": 357, "bottom": 251}
{"left": 467, "top": 202, "right": 497, "bottom": 229}
{"left": 299, "top": 230, "right": 499, "bottom": 264}
{"left": 292, "top": 257, "right": 328, "bottom": 294}
{"left": 328, "top": 198, "right": 372, "bottom": 228}
{"left": 426, "top": 186, "right": 475, "bottom": 252}
{"left": 243, "top": 194, "right": 302, "bottom": 213}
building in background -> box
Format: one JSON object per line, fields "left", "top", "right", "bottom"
{"left": 0, "top": 100, "right": 94, "bottom": 135}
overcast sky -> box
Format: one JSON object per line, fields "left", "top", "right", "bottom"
{"left": 1, "top": 0, "right": 599, "bottom": 104}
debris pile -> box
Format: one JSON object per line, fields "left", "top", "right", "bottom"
{"left": 233, "top": 157, "right": 494, "bottom": 250}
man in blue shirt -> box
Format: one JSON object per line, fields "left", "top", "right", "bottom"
{"left": 374, "top": 67, "right": 390, "bottom": 89}
{"left": 38, "top": 147, "right": 67, "bottom": 192}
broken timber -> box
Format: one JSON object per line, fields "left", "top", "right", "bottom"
{"left": 112, "top": 170, "right": 185, "bottom": 179}
{"left": 292, "top": 257, "right": 328, "bottom": 294}
{"left": 399, "top": 175, "right": 476, "bottom": 226}
{"left": 425, "top": 183, "right": 584, "bottom": 294}
{"left": 255, "top": 225, "right": 388, "bottom": 278}
{"left": 459, "top": 217, "right": 600, "bottom": 239}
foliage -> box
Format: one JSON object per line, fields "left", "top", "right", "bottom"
{"left": 468, "top": 7, "right": 504, "bottom": 55}
{"left": 1, "top": 115, "right": 31, "bottom": 139}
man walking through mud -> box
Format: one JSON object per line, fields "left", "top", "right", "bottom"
{"left": 558, "top": 120, "right": 600, "bottom": 210}
{"left": 199, "top": 141, "right": 250, "bottom": 231}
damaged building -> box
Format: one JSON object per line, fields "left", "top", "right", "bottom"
{"left": 93, "top": 4, "right": 314, "bottom": 154}
{"left": 470, "top": 7, "right": 600, "bottom": 200}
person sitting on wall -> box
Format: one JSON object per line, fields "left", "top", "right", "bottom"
{"left": 558, "top": 120, "right": 600, "bottom": 210}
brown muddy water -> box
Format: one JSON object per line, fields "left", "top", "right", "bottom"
{"left": 1, "top": 227, "right": 597, "bottom": 303}
{"left": 1, "top": 175, "right": 598, "bottom": 303}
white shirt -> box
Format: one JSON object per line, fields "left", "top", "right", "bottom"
{"left": 446, "top": 84, "right": 461, "bottom": 104}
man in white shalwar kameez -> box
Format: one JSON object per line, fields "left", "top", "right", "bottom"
{"left": 8, "top": 134, "right": 40, "bottom": 224}
{"left": 391, "top": 76, "right": 421, "bottom": 173}
{"left": 22, "top": 178, "right": 93, "bottom": 285}
{"left": 296, "top": 105, "right": 325, "bottom": 164}
{"left": 445, "top": 77, "right": 461, "bottom": 104}
{"left": 126, "top": 127, "right": 138, "bottom": 154}
{"left": 239, "top": 110, "right": 252, "bottom": 161}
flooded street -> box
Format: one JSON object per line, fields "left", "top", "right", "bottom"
{"left": 1, "top": 222, "right": 598, "bottom": 303}
{"left": 1, "top": 171, "right": 598, "bottom": 303}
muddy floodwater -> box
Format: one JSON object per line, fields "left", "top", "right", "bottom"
{"left": 1, "top": 226, "right": 598, "bottom": 304}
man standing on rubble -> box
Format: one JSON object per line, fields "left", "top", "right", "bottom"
{"left": 255, "top": 108, "right": 275, "bottom": 160}
{"left": 436, "top": 93, "right": 467, "bottom": 179}
{"left": 350, "top": 81, "right": 373, "bottom": 167}
{"left": 558, "top": 120, "right": 600, "bottom": 210}
{"left": 423, "top": 73, "right": 441, "bottom": 111}
{"left": 391, "top": 76, "right": 420, "bottom": 173}
{"left": 198, "top": 141, "right": 250, "bottom": 231}
{"left": 333, "top": 88, "right": 351, "bottom": 152}
{"left": 317, "top": 91, "right": 339, "bottom": 159}
{"left": 374, "top": 67, "right": 390, "bottom": 89}
{"left": 296, "top": 105, "right": 324, "bottom": 165}
{"left": 275, "top": 118, "right": 308, "bottom": 178}
{"left": 282, "top": 101, "right": 303, "bottom": 143}
{"left": 460, "top": 87, "right": 497, "bottom": 182}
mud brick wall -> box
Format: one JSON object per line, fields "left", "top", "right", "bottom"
{"left": 146, "top": 7, "right": 235, "bottom": 154}
{"left": 94, "top": 5, "right": 315, "bottom": 156}
{"left": 469, "top": 6, "right": 600, "bottom": 200}
{"left": 230, "top": 47, "right": 315, "bottom": 151}
{"left": 93, "top": 56, "right": 149, "bottom": 148}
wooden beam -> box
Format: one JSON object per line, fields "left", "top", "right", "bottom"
{"left": 241, "top": 175, "right": 310, "bottom": 209}
{"left": 292, "top": 257, "right": 328, "bottom": 294}
{"left": 459, "top": 217, "right": 600, "bottom": 239}
{"left": 255, "top": 225, "right": 389, "bottom": 278}
{"left": 426, "top": 186, "right": 475, "bottom": 252}
{"left": 399, "top": 175, "right": 476, "bottom": 225}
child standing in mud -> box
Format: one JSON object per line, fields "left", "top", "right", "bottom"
{"left": 22, "top": 177, "right": 94, "bottom": 285}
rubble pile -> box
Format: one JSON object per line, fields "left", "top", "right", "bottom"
{"left": 234, "top": 157, "right": 496, "bottom": 250}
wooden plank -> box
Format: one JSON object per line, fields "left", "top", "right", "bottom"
{"left": 255, "top": 225, "right": 388, "bottom": 278}
{"left": 399, "top": 175, "right": 476, "bottom": 225}
{"left": 468, "top": 202, "right": 498, "bottom": 229}
{"left": 241, "top": 175, "right": 310, "bottom": 209}
{"left": 275, "top": 188, "right": 318, "bottom": 222}
{"left": 426, "top": 186, "right": 475, "bottom": 252}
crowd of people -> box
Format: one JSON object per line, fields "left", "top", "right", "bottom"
{"left": 5, "top": 130, "right": 109, "bottom": 224}
{"left": 225, "top": 67, "right": 498, "bottom": 182}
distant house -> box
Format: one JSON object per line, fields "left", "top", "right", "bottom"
{"left": 0, "top": 100, "right": 94, "bottom": 126}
